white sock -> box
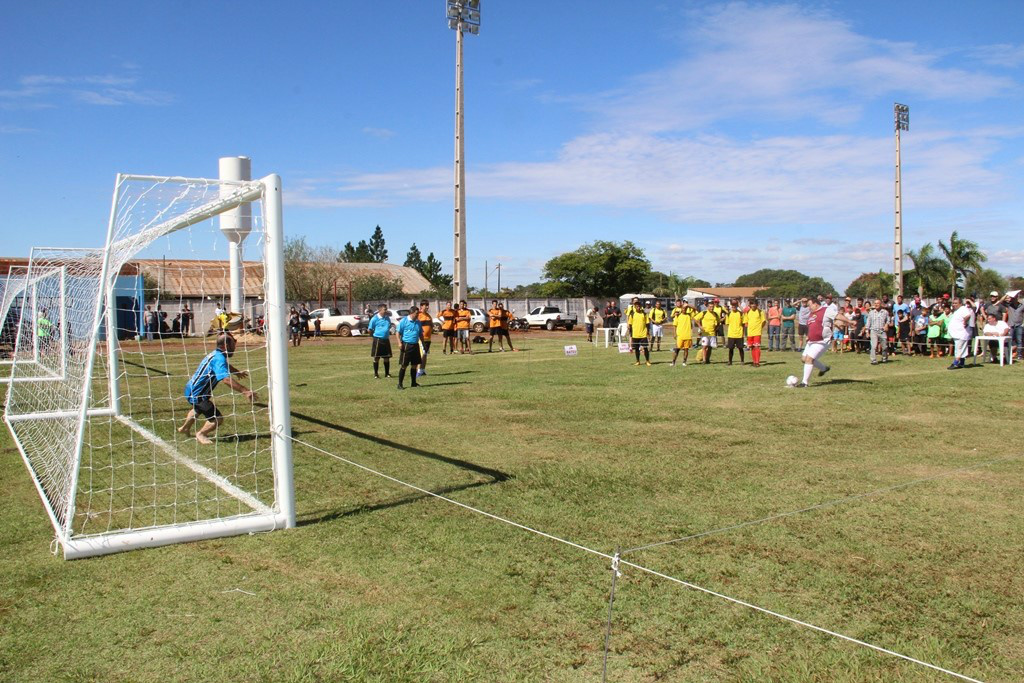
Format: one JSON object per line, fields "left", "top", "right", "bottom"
{"left": 802, "top": 363, "right": 814, "bottom": 384}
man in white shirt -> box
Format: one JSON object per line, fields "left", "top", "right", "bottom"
{"left": 946, "top": 298, "right": 975, "bottom": 370}
{"left": 981, "top": 312, "right": 1011, "bottom": 364}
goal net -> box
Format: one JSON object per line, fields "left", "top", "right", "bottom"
{"left": 0, "top": 263, "right": 71, "bottom": 383}
{"left": 3, "top": 174, "right": 294, "bottom": 559}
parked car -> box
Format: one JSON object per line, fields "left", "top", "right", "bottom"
{"left": 524, "top": 306, "right": 577, "bottom": 331}
{"left": 308, "top": 308, "right": 366, "bottom": 337}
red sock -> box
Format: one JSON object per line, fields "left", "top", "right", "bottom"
{"left": 752, "top": 347, "right": 761, "bottom": 364}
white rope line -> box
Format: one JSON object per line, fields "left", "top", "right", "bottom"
{"left": 617, "top": 557, "right": 985, "bottom": 683}
{"left": 284, "top": 432, "right": 611, "bottom": 562}
{"left": 285, "top": 431, "right": 988, "bottom": 683}
{"left": 624, "top": 454, "right": 1021, "bottom": 555}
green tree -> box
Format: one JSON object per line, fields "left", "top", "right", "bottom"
{"left": 284, "top": 236, "right": 346, "bottom": 301}
{"left": 904, "top": 243, "right": 947, "bottom": 298}
{"left": 351, "top": 274, "right": 406, "bottom": 300}
{"left": 404, "top": 243, "right": 424, "bottom": 272}
{"left": 937, "top": 231, "right": 986, "bottom": 298}
{"left": 963, "top": 268, "right": 1008, "bottom": 299}
{"left": 339, "top": 240, "right": 372, "bottom": 263}
{"left": 368, "top": 225, "right": 388, "bottom": 263}
{"left": 1008, "top": 275, "right": 1024, "bottom": 291}
{"left": 845, "top": 271, "right": 895, "bottom": 300}
{"left": 542, "top": 240, "right": 651, "bottom": 297}
{"left": 422, "top": 252, "right": 450, "bottom": 290}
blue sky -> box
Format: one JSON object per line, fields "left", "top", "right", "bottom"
{"left": 2, "top": 1, "right": 1022, "bottom": 292}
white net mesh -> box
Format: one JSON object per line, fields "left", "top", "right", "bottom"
{"left": 4, "top": 175, "right": 289, "bottom": 556}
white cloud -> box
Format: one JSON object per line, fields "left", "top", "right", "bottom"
{"left": 969, "top": 44, "right": 1024, "bottom": 68}
{"left": 0, "top": 124, "right": 37, "bottom": 134}
{"left": 0, "top": 72, "right": 171, "bottom": 109}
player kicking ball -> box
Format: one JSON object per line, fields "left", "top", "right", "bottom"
{"left": 798, "top": 298, "right": 835, "bottom": 387}
{"left": 178, "top": 333, "right": 256, "bottom": 444}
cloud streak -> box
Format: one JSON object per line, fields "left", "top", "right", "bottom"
{"left": 0, "top": 72, "right": 173, "bottom": 109}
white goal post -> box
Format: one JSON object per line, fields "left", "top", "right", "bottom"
{"left": 0, "top": 261, "right": 73, "bottom": 384}
{"left": 3, "top": 173, "right": 295, "bottom": 559}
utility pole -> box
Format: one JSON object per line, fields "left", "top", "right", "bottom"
{"left": 893, "top": 103, "right": 909, "bottom": 296}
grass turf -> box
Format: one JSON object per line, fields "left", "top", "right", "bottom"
{"left": 1, "top": 333, "right": 1021, "bottom": 682}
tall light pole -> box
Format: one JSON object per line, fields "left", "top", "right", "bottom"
{"left": 893, "top": 103, "right": 909, "bottom": 296}
{"left": 447, "top": 0, "right": 479, "bottom": 303}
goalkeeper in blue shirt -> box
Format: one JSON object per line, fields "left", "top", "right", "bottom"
{"left": 177, "top": 333, "right": 256, "bottom": 444}
{"left": 396, "top": 309, "right": 423, "bottom": 390}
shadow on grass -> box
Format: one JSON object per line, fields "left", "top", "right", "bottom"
{"left": 426, "top": 370, "right": 475, "bottom": 377}
{"left": 121, "top": 357, "right": 172, "bottom": 377}
{"left": 289, "top": 409, "right": 512, "bottom": 525}
{"left": 414, "top": 381, "right": 472, "bottom": 388}
{"left": 825, "top": 378, "right": 873, "bottom": 385}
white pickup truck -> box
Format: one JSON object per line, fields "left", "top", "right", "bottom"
{"left": 524, "top": 306, "right": 577, "bottom": 331}
{"left": 308, "top": 308, "right": 367, "bottom": 337}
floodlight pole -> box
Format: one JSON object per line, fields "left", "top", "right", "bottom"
{"left": 893, "top": 103, "right": 909, "bottom": 297}
{"left": 448, "top": 1, "right": 479, "bottom": 303}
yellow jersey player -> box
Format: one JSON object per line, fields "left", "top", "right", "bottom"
{"left": 649, "top": 301, "right": 668, "bottom": 351}
{"left": 627, "top": 304, "right": 651, "bottom": 366}
{"left": 670, "top": 301, "right": 695, "bottom": 367}
{"left": 696, "top": 305, "right": 719, "bottom": 364}
{"left": 745, "top": 300, "right": 767, "bottom": 366}
{"left": 725, "top": 300, "right": 746, "bottom": 365}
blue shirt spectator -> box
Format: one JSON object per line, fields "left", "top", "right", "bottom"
{"left": 185, "top": 349, "right": 230, "bottom": 404}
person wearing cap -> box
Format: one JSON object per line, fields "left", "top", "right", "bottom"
{"left": 984, "top": 291, "right": 1008, "bottom": 323}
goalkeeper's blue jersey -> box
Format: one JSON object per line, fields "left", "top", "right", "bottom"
{"left": 184, "top": 349, "right": 230, "bottom": 404}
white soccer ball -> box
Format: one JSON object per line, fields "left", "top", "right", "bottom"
{"left": 785, "top": 375, "right": 799, "bottom": 387}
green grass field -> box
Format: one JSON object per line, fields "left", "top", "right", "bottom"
{"left": 1, "top": 333, "right": 1022, "bottom": 682}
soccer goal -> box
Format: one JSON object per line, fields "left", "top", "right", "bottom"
{"left": 3, "top": 173, "right": 295, "bottom": 559}
{"left": 0, "top": 262, "right": 72, "bottom": 384}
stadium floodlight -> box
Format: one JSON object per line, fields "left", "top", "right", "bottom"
{"left": 893, "top": 103, "right": 909, "bottom": 296}
{"left": 448, "top": 0, "right": 480, "bottom": 303}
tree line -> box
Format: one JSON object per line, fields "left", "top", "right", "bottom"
{"left": 284, "top": 225, "right": 453, "bottom": 302}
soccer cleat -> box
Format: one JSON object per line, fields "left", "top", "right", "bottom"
{"left": 374, "top": 374, "right": 380, "bottom": 379}
{"left": 417, "top": 369, "right": 426, "bottom": 377}
{"left": 818, "top": 365, "right": 830, "bottom": 377}
{"left": 798, "top": 382, "right": 809, "bottom": 388}
{"left": 668, "top": 362, "right": 675, "bottom": 367}
{"left": 680, "top": 362, "right": 686, "bottom": 367}
{"left": 634, "top": 361, "right": 641, "bottom": 366}
{"left": 870, "top": 360, "right": 878, "bottom": 365}
{"left": 397, "top": 384, "right": 405, "bottom": 390}
{"left": 645, "top": 361, "right": 651, "bottom": 366}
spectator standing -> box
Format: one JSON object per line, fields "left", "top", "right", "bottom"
{"left": 180, "top": 304, "right": 191, "bottom": 336}
{"left": 984, "top": 291, "right": 1007, "bottom": 322}
{"left": 797, "top": 298, "right": 811, "bottom": 348}
{"left": 313, "top": 316, "right": 322, "bottom": 339}
{"left": 912, "top": 307, "right": 929, "bottom": 355}
{"left": 143, "top": 305, "right": 155, "bottom": 341}
{"left": 865, "top": 299, "right": 890, "bottom": 365}
{"left": 603, "top": 300, "right": 621, "bottom": 333}
{"left": 1005, "top": 292, "right": 1023, "bottom": 360}
{"left": 288, "top": 308, "right": 302, "bottom": 347}
{"left": 766, "top": 300, "right": 782, "bottom": 351}
{"left": 780, "top": 299, "right": 797, "bottom": 351}
{"left": 298, "top": 303, "right": 311, "bottom": 339}
{"left": 585, "top": 306, "right": 599, "bottom": 343}
{"left": 927, "top": 304, "right": 945, "bottom": 357}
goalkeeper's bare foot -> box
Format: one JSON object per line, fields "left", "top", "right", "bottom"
{"left": 196, "top": 433, "right": 214, "bottom": 445}
{"left": 176, "top": 424, "right": 192, "bottom": 436}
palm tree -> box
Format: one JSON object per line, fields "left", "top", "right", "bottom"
{"left": 937, "top": 231, "right": 986, "bottom": 298}
{"left": 904, "top": 243, "right": 947, "bottom": 298}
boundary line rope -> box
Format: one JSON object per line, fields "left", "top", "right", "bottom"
{"left": 284, "top": 431, "right": 987, "bottom": 683}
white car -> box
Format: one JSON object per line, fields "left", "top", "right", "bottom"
{"left": 308, "top": 308, "right": 366, "bottom": 337}
{"left": 524, "top": 306, "right": 577, "bottom": 331}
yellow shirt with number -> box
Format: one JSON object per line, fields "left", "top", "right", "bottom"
{"left": 628, "top": 310, "right": 650, "bottom": 338}
{"left": 745, "top": 309, "right": 766, "bottom": 337}
{"left": 726, "top": 311, "right": 745, "bottom": 339}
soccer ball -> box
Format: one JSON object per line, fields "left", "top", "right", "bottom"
{"left": 785, "top": 375, "right": 799, "bottom": 387}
